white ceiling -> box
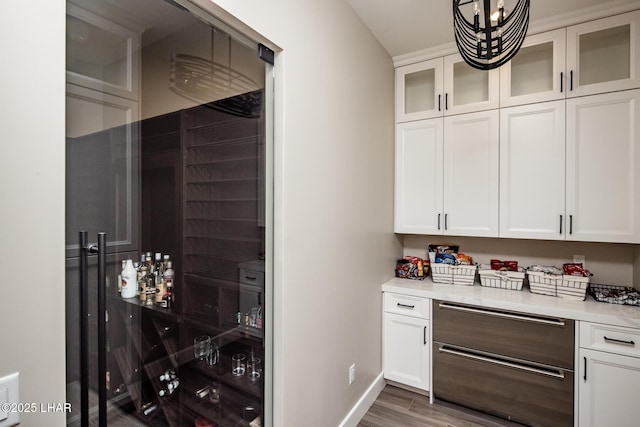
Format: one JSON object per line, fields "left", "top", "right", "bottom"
{"left": 347, "top": 0, "right": 640, "bottom": 58}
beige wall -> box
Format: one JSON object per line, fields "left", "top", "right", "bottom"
{"left": 404, "top": 235, "right": 637, "bottom": 287}
{"left": 202, "top": 0, "right": 402, "bottom": 425}
{"left": 0, "top": 0, "right": 400, "bottom": 426}
{"left": 0, "top": 1, "right": 67, "bottom": 426}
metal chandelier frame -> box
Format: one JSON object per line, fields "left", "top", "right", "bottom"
{"left": 453, "top": 0, "right": 530, "bottom": 70}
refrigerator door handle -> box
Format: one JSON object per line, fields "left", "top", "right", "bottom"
{"left": 97, "top": 232, "right": 107, "bottom": 427}
{"left": 79, "top": 231, "right": 89, "bottom": 427}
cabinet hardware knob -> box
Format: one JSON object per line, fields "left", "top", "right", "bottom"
{"left": 560, "top": 72, "right": 564, "bottom": 93}
{"left": 583, "top": 356, "right": 587, "bottom": 381}
{"left": 445, "top": 213, "right": 448, "bottom": 230}
{"left": 445, "top": 93, "right": 449, "bottom": 110}
{"left": 438, "top": 94, "right": 442, "bottom": 111}
{"left": 438, "top": 213, "right": 441, "bottom": 230}
{"left": 423, "top": 326, "right": 427, "bottom": 345}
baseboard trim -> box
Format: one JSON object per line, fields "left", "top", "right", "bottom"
{"left": 338, "top": 372, "right": 386, "bottom": 427}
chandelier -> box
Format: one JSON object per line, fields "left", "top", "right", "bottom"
{"left": 453, "top": 0, "right": 530, "bottom": 70}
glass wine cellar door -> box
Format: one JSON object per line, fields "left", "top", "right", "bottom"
{"left": 65, "top": 1, "right": 273, "bottom": 425}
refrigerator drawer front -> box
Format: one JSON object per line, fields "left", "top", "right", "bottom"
{"left": 433, "top": 343, "right": 574, "bottom": 427}
{"left": 433, "top": 300, "right": 574, "bottom": 369}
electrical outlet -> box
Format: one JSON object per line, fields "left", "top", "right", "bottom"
{"left": 349, "top": 364, "right": 356, "bottom": 385}
{"left": 573, "top": 254, "right": 586, "bottom": 267}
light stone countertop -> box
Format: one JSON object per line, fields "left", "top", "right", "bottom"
{"left": 382, "top": 277, "right": 640, "bottom": 329}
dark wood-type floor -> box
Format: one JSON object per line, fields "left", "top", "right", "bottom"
{"left": 358, "top": 385, "right": 527, "bottom": 427}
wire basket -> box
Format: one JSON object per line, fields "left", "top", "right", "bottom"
{"left": 432, "top": 264, "right": 477, "bottom": 286}
{"left": 527, "top": 270, "right": 590, "bottom": 301}
{"left": 588, "top": 284, "right": 640, "bottom": 306}
{"left": 478, "top": 265, "right": 525, "bottom": 291}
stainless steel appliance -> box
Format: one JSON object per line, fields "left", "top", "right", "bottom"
{"left": 433, "top": 300, "right": 574, "bottom": 427}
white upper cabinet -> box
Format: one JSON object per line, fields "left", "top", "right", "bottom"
{"left": 443, "top": 110, "right": 499, "bottom": 237}
{"left": 66, "top": 4, "right": 140, "bottom": 100}
{"left": 396, "top": 59, "right": 444, "bottom": 122}
{"left": 566, "top": 10, "right": 640, "bottom": 97}
{"left": 500, "top": 101, "right": 566, "bottom": 240}
{"left": 566, "top": 89, "right": 640, "bottom": 243}
{"left": 396, "top": 55, "right": 499, "bottom": 122}
{"left": 395, "top": 119, "right": 444, "bottom": 234}
{"left": 500, "top": 29, "right": 567, "bottom": 107}
{"left": 443, "top": 53, "right": 500, "bottom": 116}
{"left": 395, "top": 111, "right": 499, "bottom": 237}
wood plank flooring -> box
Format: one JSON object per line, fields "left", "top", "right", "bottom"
{"left": 358, "top": 385, "right": 527, "bottom": 427}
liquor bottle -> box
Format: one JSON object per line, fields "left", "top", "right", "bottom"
{"left": 118, "top": 259, "right": 126, "bottom": 294}
{"left": 139, "top": 265, "right": 148, "bottom": 304}
{"left": 163, "top": 283, "right": 172, "bottom": 309}
{"left": 120, "top": 259, "right": 137, "bottom": 299}
{"left": 145, "top": 273, "right": 156, "bottom": 306}
{"left": 145, "top": 253, "right": 154, "bottom": 274}
{"left": 133, "top": 262, "right": 140, "bottom": 295}
{"left": 163, "top": 261, "right": 175, "bottom": 306}
{"left": 154, "top": 252, "right": 164, "bottom": 278}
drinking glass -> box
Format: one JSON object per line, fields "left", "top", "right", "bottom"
{"left": 209, "top": 380, "right": 220, "bottom": 405}
{"left": 247, "top": 358, "right": 261, "bottom": 382}
{"left": 232, "top": 354, "right": 246, "bottom": 376}
{"left": 193, "top": 335, "right": 211, "bottom": 360}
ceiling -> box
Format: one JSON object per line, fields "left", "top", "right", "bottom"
{"left": 347, "top": 0, "right": 639, "bottom": 59}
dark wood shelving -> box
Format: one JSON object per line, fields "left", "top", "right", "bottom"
{"left": 110, "top": 95, "right": 265, "bottom": 426}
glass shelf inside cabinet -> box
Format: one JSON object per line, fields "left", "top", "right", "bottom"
{"left": 579, "top": 24, "right": 631, "bottom": 86}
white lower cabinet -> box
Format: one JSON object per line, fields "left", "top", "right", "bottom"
{"left": 579, "top": 321, "right": 640, "bottom": 426}
{"left": 382, "top": 293, "right": 430, "bottom": 391}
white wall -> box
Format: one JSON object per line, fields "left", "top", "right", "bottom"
{"left": 0, "top": 1, "right": 67, "bottom": 426}
{"left": 201, "top": 0, "right": 401, "bottom": 425}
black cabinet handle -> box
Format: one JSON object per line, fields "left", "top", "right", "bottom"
{"left": 424, "top": 326, "right": 427, "bottom": 345}
{"left": 245, "top": 275, "right": 257, "bottom": 281}
{"left": 397, "top": 303, "right": 415, "bottom": 309}
{"left": 438, "top": 213, "right": 441, "bottom": 230}
{"left": 445, "top": 93, "right": 449, "bottom": 110}
{"left": 559, "top": 215, "right": 563, "bottom": 234}
{"left": 583, "top": 356, "right": 587, "bottom": 381}
{"left": 438, "top": 94, "right": 442, "bottom": 111}
{"left": 560, "top": 72, "right": 563, "bottom": 93}
{"left": 569, "top": 215, "right": 573, "bottom": 235}
{"left": 445, "top": 213, "right": 448, "bottom": 230}
{"left": 258, "top": 292, "right": 262, "bottom": 306}
{"left": 604, "top": 336, "right": 636, "bottom": 346}
{"left": 570, "top": 70, "right": 574, "bottom": 91}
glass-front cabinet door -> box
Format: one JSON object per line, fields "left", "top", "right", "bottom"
{"left": 500, "top": 29, "right": 567, "bottom": 107}
{"left": 396, "top": 58, "right": 444, "bottom": 122}
{"left": 566, "top": 10, "right": 640, "bottom": 97}
{"left": 395, "top": 54, "right": 499, "bottom": 122}
{"left": 443, "top": 53, "right": 499, "bottom": 116}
